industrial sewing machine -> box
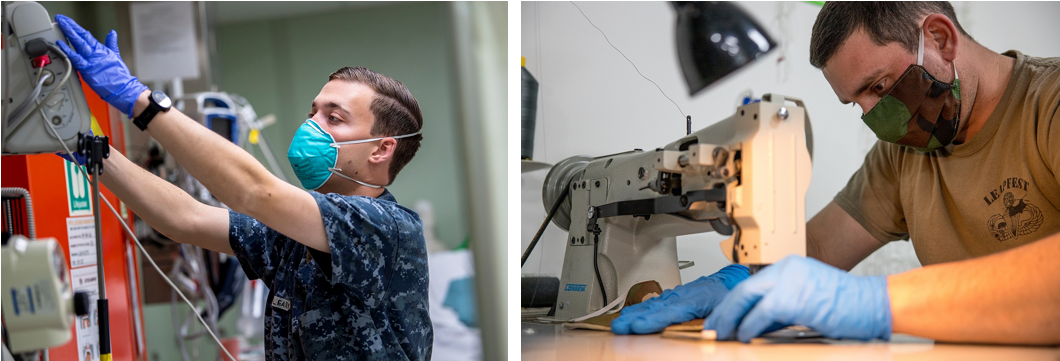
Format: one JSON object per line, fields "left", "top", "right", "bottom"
{"left": 542, "top": 94, "right": 813, "bottom": 320}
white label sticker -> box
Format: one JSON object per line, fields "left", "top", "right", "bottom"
{"left": 9, "top": 287, "right": 32, "bottom": 316}
{"left": 272, "top": 296, "right": 291, "bottom": 311}
{"left": 32, "top": 279, "right": 57, "bottom": 316}
{"left": 67, "top": 217, "right": 97, "bottom": 268}
{"left": 70, "top": 266, "right": 99, "bottom": 361}
{"left": 7, "top": 282, "right": 57, "bottom": 317}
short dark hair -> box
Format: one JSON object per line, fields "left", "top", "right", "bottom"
{"left": 329, "top": 66, "right": 423, "bottom": 185}
{"left": 810, "top": 2, "right": 973, "bottom": 69}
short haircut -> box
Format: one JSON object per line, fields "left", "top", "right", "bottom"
{"left": 329, "top": 66, "right": 423, "bottom": 185}
{"left": 810, "top": 2, "right": 973, "bottom": 69}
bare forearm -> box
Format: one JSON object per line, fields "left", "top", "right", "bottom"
{"left": 888, "top": 233, "right": 1060, "bottom": 345}
{"left": 100, "top": 147, "right": 233, "bottom": 254}
{"left": 131, "top": 90, "right": 278, "bottom": 216}
{"left": 130, "top": 91, "right": 329, "bottom": 252}
{"left": 807, "top": 202, "right": 884, "bottom": 271}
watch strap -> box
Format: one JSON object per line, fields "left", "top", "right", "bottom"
{"left": 132, "top": 103, "right": 159, "bottom": 131}
{"left": 133, "top": 91, "right": 168, "bottom": 131}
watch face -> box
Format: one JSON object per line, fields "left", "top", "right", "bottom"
{"left": 153, "top": 91, "right": 172, "bottom": 108}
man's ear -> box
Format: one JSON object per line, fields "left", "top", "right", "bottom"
{"left": 369, "top": 138, "right": 397, "bottom": 165}
{"left": 923, "top": 13, "right": 959, "bottom": 63}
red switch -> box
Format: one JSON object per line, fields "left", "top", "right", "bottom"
{"left": 31, "top": 54, "right": 51, "bottom": 68}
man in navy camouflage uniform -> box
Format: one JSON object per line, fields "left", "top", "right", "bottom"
{"left": 56, "top": 15, "right": 433, "bottom": 360}
{"left": 230, "top": 189, "right": 432, "bottom": 360}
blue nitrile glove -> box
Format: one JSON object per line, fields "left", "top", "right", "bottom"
{"left": 54, "top": 14, "right": 148, "bottom": 118}
{"left": 611, "top": 264, "right": 749, "bottom": 335}
{"left": 704, "top": 255, "right": 892, "bottom": 343}
{"left": 57, "top": 150, "right": 87, "bottom": 165}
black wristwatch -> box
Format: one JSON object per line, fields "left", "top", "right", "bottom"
{"left": 132, "top": 90, "right": 172, "bottom": 131}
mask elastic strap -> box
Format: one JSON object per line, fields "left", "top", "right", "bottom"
{"left": 328, "top": 167, "right": 384, "bottom": 188}
{"left": 917, "top": 28, "right": 925, "bottom": 66}
{"left": 331, "top": 131, "right": 422, "bottom": 147}
{"left": 917, "top": 27, "right": 958, "bottom": 83}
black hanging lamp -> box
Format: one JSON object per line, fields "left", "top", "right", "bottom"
{"left": 674, "top": 2, "right": 777, "bottom": 96}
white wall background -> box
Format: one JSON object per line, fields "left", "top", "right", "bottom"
{"left": 520, "top": 1, "right": 1060, "bottom": 281}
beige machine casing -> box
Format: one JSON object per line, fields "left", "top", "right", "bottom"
{"left": 545, "top": 94, "right": 812, "bottom": 320}
{"left": 1, "top": 236, "right": 75, "bottom": 353}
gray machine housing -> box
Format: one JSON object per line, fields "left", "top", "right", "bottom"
{"left": 544, "top": 94, "right": 813, "bottom": 320}
{"left": 3, "top": 1, "right": 92, "bottom": 155}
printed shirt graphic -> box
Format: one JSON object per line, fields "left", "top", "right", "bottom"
{"left": 835, "top": 51, "right": 1060, "bottom": 265}
{"left": 228, "top": 189, "right": 433, "bottom": 360}
{"left": 983, "top": 178, "right": 1044, "bottom": 242}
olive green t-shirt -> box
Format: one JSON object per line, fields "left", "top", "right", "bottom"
{"left": 835, "top": 51, "right": 1060, "bottom": 266}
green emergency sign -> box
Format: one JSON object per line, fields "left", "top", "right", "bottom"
{"left": 64, "top": 160, "right": 92, "bottom": 216}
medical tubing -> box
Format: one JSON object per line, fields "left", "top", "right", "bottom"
{"left": 0, "top": 188, "right": 35, "bottom": 239}
{"left": 521, "top": 181, "right": 570, "bottom": 267}
{"left": 11, "top": 44, "right": 71, "bottom": 131}
{"left": 255, "top": 131, "right": 288, "bottom": 182}
{"left": 170, "top": 260, "right": 187, "bottom": 361}
{"left": 9, "top": 73, "right": 51, "bottom": 122}
{"left": 175, "top": 244, "right": 221, "bottom": 346}
{"left": 42, "top": 116, "right": 238, "bottom": 361}
{"left": 173, "top": 242, "right": 223, "bottom": 361}
{"left": 93, "top": 170, "right": 237, "bottom": 361}
{"left": 170, "top": 249, "right": 193, "bottom": 361}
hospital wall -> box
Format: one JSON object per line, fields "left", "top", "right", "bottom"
{"left": 520, "top": 1, "right": 1060, "bottom": 281}
{"left": 215, "top": 2, "right": 471, "bottom": 250}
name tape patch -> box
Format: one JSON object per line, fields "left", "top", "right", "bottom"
{"left": 272, "top": 296, "right": 291, "bottom": 311}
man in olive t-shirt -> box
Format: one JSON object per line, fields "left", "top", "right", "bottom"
{"left": 835, "top": 50, "right": 1060, "bottom": 265}
{"left": 612, "top": 2, "right": 1060, "bottom": 345}
{"left": 786, "top": 2, "right": 1059, "bottom": 344}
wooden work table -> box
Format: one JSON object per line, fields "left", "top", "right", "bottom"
{"left": 521, "top": 322, "right": 1060, "bottom": 361}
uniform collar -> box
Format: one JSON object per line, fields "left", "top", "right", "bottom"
{"left": 377, "top": 188, "right": 396, "bottom": 202}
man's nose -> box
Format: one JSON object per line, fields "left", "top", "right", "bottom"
{"left": 309, "top": 117, "right": 329, "bottom": 131}
{"left": 856, "top": 98, "right": 879, "bottom": 116}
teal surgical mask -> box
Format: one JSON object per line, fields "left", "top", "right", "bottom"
{"left": 860, "top": 27, "right": 961, "bottom": 151}
{"left": 286, "top": 119, "right": 421, "bottom": 190}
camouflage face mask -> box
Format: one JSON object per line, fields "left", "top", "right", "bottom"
{"left": 861, "top": 29, "right": 961, "bottom": 152}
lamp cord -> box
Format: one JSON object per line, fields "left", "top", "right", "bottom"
{"left": 569, "top": 1, "right": 686, "bottom": 121}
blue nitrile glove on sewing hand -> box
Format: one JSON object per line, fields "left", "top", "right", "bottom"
{"left": 55, "top": 14, "right": 148, "bottom": 118}
{"left": 611, "top": 264, "right": 749, "bottom": 334}
{"left": 704, "top": 255, "right": 893, "bottom": 343}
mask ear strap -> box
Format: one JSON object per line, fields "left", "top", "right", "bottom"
{"left": 917, "top": 27, "right": 925, "bottom": 66}
{"left": 917, "top": 25, "right": 959, "bottom": 82}
{"left": 332, "top": 131, "right": 422, "bottom": 146}
{"left": 328, "top": 167, "right": 384, "bottom": 188}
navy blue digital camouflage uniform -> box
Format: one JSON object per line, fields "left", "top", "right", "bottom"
{"left": 228, "top": 189, "right": 433, "bottom": 360}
